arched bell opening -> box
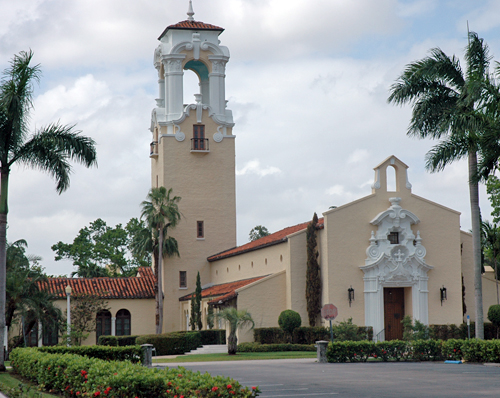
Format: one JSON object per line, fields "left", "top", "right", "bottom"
{"left": 184, "top": 60, "right": 209, "bottom": 105}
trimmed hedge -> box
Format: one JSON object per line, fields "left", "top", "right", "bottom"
{"left": 10, "top": 348, "right": 261, "bottom": 397}
{"left": 97, "top": 335, "right": 139, "bottom": 347}
{"left": 136, "top": 331, "right": 201, "bottom": 355}
{"left": 237, "top": 343, "right": 315, "bottom": 352}
{"left": 200, "top": 329, "right": 226, "bottom": 345}
{"left": 37, "top": 345, "right": 142, "bottom": 363}
{"left": 326, "top": 339, "right": 500, "bottom": 363}
{"left": 429, "top": 322, "right": 496, "bottom": 340}
{"left": 254, "top": 325, "right": 373, "bottom": 344}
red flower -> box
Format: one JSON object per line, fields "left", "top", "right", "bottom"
{"left": 76, "top": 392, "right": 81, "bottom": 396}
{"left": 48, "top": 366, "right": 51, "bottom": 370}
{"left": 178, "top": 374, "right": 183, "bottom": 378}
{"left": 93, "top": 392, "right": 101, "bottom": 397}
{"left": 230, "top": 392, "right": 235, "bottom": 395}
{"left": 227, "top": 384, "right": 232, "bottom": 389}
{"left": 104, "top": 387, "right": 112, "bottom": 395}
{"left": 114, "top": 373, "right": 118, "bottom": 375}
{"left": 167, "top": 382, "right": 172, "bottom": 386}
{"left": 212, "top": 386, "right": 219, "bottom": 392}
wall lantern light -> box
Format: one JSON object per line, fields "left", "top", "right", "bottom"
{"left": 348, "top": 286, "right": 355, "bottom": 307}
{"left": 440, "top": 286, "right": 447, "bottom": 305}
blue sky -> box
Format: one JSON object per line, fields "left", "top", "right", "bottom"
{"left": 1, "top": 0, "right": 500, "bottom": 276}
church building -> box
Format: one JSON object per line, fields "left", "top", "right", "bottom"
{"left": 149, "top": 3, "right": 497, "bottom": 343}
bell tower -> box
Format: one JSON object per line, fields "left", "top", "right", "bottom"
{"left": 150, "top": 1, "right": 236, "bottom": 332}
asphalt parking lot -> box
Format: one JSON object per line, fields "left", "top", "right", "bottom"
{"left": 157, "top": 358, "right": 500, "bottom": 397}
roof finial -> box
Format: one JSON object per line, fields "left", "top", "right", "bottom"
{"left": 187, "top": 0, "right": 195, "bottom": 21}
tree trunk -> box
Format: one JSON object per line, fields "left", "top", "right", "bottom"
{"left": 0, "top": 168, "right": 10, "bottom": 371}
{"left": 227, "top": 332, "right": 237, "bottom": 355}
{"left": 469, "top": 152, "right": 484, "bottom": 339}
{"left": 156, "top": 226, "right": 164, "bottom": 334}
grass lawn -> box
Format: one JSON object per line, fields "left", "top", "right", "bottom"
{"left": 153, "top": 351, "right": 317, "bottom": 363}
{"left": 0, "top": 369, "right": 58, "bottom": 397}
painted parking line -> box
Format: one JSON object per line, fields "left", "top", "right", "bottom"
{"left": 263, "top": 393, "right": 339, "bottom": 397}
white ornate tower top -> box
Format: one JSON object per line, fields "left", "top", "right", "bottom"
{"left": 187, "top": 0, "right": 194, "bottom": 21}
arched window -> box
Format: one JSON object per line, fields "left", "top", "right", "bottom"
{"left": 96, "top": 310, "right": 112, "bottom": 342}
{"left": 116, "top": 309, "right": 131, "bottom": 336}
{"left": 386, "top": 165, "right": 397, "bottom": 192}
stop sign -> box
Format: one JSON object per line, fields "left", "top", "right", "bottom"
{"left": 321, "top": 304, "right": 338, "bottom": 320}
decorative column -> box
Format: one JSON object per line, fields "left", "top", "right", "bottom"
{"left": 38, "top": 321, "right": 43, "bottom": 347}
{"left": 164, "top": 55, "right": 186, "bottom": 119}
{"left": 208, "top": 56, "right": 227, "bottom": 117}
{"left": 111, "top": 317, "right": 116, "bottom": 336}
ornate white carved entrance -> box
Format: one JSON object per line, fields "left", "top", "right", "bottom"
{"left": 361, "top": 197, "right": 433, "bottom": 340}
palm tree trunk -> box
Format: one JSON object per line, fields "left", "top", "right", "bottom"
{"left": 469, "top": 151, "right": 484, "bottom": 339}
{"left": 0, "top": 167, "right": 9, "bottom": 371}
{"left": 227, "top": 332, "right": 237, "bottom": 355}
{"left": 156, "top": 226, "right": 163, "bottom": 334}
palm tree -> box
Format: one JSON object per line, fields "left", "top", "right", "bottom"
{"left": 0, "top": 51, "right": 97, "bottom": 370}
{"left": 140, "top": 187, "right": 181, "bottom": 334}
{"left": 388, "top": 32, "right": 496, "bottom": 339}
{"left": 212, "top": 307, "right": 254, "bottom": 355}
{"left": 481, "top": 220, "right": 500, "bottom": 304}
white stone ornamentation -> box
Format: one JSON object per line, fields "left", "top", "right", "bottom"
{"left": 213, "top": 132, "right": 223, "bottom": 142}
{"left": 175, "top": 131, "right": 185, "bottom": 142}
{"left": 361, "top": 197, "right": 433, "bottom": 341}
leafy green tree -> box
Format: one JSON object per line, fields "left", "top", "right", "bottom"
{"left": 278, "top": 310, "right": 301, "bottom": 342}
{"left": 487, "top": 304, "right": 500, "bottom": 339}
{"left": 125, "top": 217, "right": 151, "bottom": 268}
{"left": 387, "top": 32, "right": 497, "bottom": 339}
{"left": 63, "top": 293, "right": 109, "bottom": 346}
{"left": 486, "top": 175, "right": 500, "bottom": 224}
{"left": 0, "top": 51, "right": 97, "bottom": 370}
{"left": 249, "top": 225, "right": 270, "bottom": 242}
{"left": 306, "top": 213, "right": 321, "bottom": 326}
{"left": 211, "top": 307, "right": 254, "bottom": 355}
{"left": 52, "top": 218, "right": 138, "bottom": 277}
{"left": 481, "top": 220, "right": 500, "bottom": 304}
{"left": 140, "top": 187, "right": 181, "bottom": 334}
{"left": 5, "top": 240, "right": 61, "bottom": 351}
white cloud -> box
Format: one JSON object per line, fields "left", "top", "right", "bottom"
{"left": 236, "top": 160, "right": 282, "bottom": 177}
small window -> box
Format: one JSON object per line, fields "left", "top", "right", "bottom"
{"left": 192, "top": 125, "right": 206, "bottom": 150}
{"left": 197, "top": 221, "right": 204, "bottom": 239}
{"left": 180, "top": 271, "right": 187, "bottom": 288}
{"left": 388, "top": 232, "right": 399, "bottom": 244}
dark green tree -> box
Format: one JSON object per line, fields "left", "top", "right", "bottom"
{"left": 305, "top": 213, "right": 321, "bottom": 326}
{"left": 140, "top": 187, "right": 181, "bottom": 334}
{"left": 278, "top": 309, "right": 301, "bottom": 342}
{"left": 249, "top": 225, "right": 270, "bottom": 242}
{"left": 387, "top": 32, "right": 498, "bottom": 339}
{"left": 189, "top": 272, "right": 202, "bottom": 330}
{"left": 481, "top": 220, "right": 500, "bottom": 304}
{"left": 5, "top": 240, "right": 61, "bottom": 351}
{"left": 0, "top": 51, "right": 97, "bottom": 370}
{"left": 207, "top": 304, "right": 214, "bottom": 330}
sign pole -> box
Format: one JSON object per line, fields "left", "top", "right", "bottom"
{"left": 329, "top": 319, "right": 333, "bottom": 342}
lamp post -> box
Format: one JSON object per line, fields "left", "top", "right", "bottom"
{"left": 65, "top": 285, "right": 72, "bottom": 346}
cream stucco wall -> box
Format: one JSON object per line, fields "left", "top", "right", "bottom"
{"left": 209, "top": 243, "right": 287, "bottom": 285}
{"left": 236, "top": 271, "right": 286, "bottom": 343}
{"left": 286, "top": 230, "right": 309, "bottom": 324}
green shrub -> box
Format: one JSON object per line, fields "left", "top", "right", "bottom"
{"left": 237, "top": 342, "right": 315, "bottom": 352}
{"left": 37, "top": 345, "right": 142, "bottom": 363}
{"left": 136, "top": 331, "right": 201, "bottom": 355}
{"left": 293, "top": 326, "right": 329, "bottom": 344}
{"left": 326, "top": 341, "right": 375, "bottom": 363}
{"left": 442, "top": 339, "right": 465, "bottom": 360}
{"left": 411, "top": 339, "right": 443, "bottom": 361}
{"left": 254, "top": 328, "right": 286, "bottom": 344}
{"left": 10, "top": 348, "right": 261, "bottom": 397}
{"left": 199, "top": 329, "right": 226, "bottom": 345}
{"left": 278, "top": 310, "right": 302, "bottom": 339}
{"left": 488, "top": 305, "right": 500, "bottom": 338}
{"left": 374, "top": 341, "right": 408, "bottom": 361}
{"left": 332, "top": 318, "right": 363, "bottom": 341}
{"left": 98, "top": 335, "right": 119, "bottom": 346}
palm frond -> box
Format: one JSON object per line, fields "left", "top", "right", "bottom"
{"left": 13, "top": 123, "right": 97, "bottom": 193}
{"left": 425, "top": 134, "right": 471, "bottom": 172}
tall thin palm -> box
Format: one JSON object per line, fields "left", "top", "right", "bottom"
{"left": 140, "top": 187, "right": 181, "bottom": 334}
{"left": 388, "top": 32, "right": 494, "bottom": 339}
{"left": 0, "top": 51, "right": 97, "bottom": 370}
{"left": 481, "top": 220, "right": 500, "bottom": 304}
{"left": 212, "top": 307, "right": 254, "bottom": 355}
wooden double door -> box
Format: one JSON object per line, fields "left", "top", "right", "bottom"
{"left": 384, "top": 287, "right": 404, "bottom": 340}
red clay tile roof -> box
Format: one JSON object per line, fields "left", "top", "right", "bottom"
{"left": 38, "top": 267, "right": 156, "bottom": 300}
{"left": 158, "top": 20, "right": 224, "bottom": 40}
{"left": 179, "top": 276, "right": 268, "bottom": 304}
{"left": 207, "top": 218, "right": 324, "bottom": 262}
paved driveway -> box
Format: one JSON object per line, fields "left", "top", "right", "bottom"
{"left": 157, "top": 358, "right": 500, "bottom": 397}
